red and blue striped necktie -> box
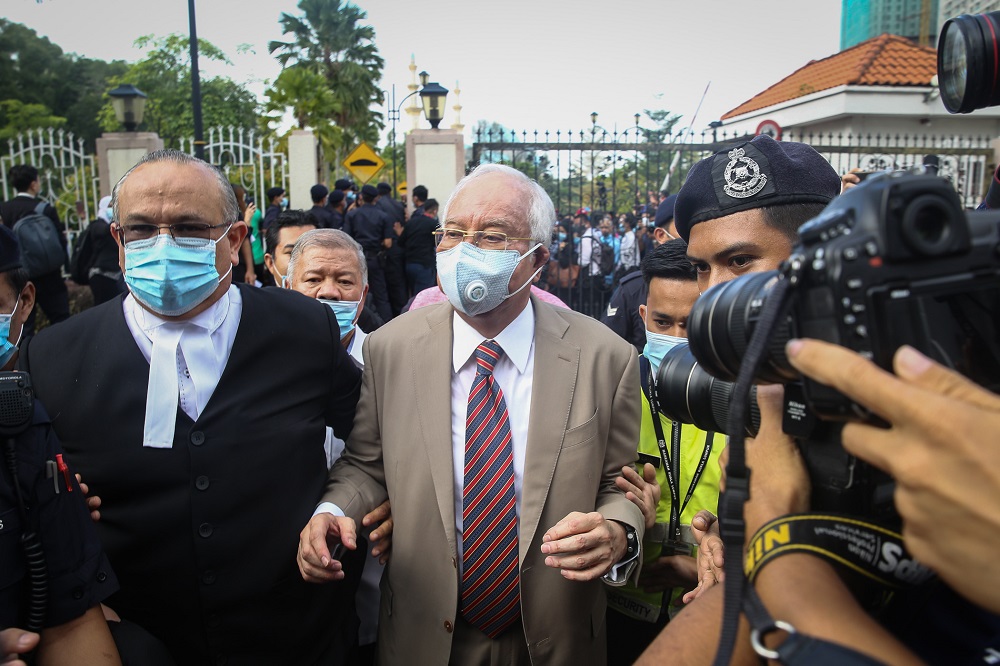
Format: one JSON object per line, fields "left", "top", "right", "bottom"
{"left": 460, "top": 339, "right": 521, "bottom": 637}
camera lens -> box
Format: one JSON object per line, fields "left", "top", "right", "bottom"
{"left": 938, "top": 12, "right": 1000, "bottom": 113}
{"left": 656, "top": 344, "right": 760, "bottom": 436}
{"left": 687, "top": 271, "right": 797, "bottom": 384}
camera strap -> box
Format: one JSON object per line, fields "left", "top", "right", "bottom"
{"left": 641, "top": 356, "right": 715, "bottom": 542}
{"left": 713, "top": 274, "right": 792, "bottom": 666}
{"left": 743, "top": 584, "right": 888, "bottom": 666}
{"left": 744, "top": 513, "right": 933, "bottom": 589}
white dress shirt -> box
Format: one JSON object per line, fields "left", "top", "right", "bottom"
{"left": 123, "top": 285, "right": 242, "bottom": 447}
{"left": 450, "top": 301, "right": 535, "bottom": 561}
{"left": 324, "top": 328, "right": 367, "bottom": 466}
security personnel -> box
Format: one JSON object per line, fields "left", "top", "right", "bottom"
{"left": 601, "top": 195, "right": 678, "bottom": 352}
{"left": 0, "top": 225, "right": 121, "bottom": 663}
{"left": 344, "top": 183, "right": 393, "bottom": 321}
{"left": 606, "top": 239, "right": 722, "bottom": 666}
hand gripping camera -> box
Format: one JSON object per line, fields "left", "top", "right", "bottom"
{"left": 681, "top": 171, "right": 1000, "bottom": 515}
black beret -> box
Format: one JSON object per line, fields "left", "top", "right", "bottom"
{"left": 0, "top": 226, "right": 21, "bottom": 273}
{"left": 675, "top": 135, "right": 840, "bottom": 241}
{"left": 310, "top": 184, "right": 329, "bottom": 202}
{"left": 328, "top": 190, "right": 345, "bottom": 205}
{"left": 361, "top": 184, "right": 378, "bottom": 198}
{"left": 377, "top": 182, "right": 392, "bottom": 194}
{"left": 266, "top": 186, "right": 285, "bottom": 200}
{"left": 334, "top": 178, "right": 353, "bottom": 191}
{"left": 654, "top": 195, "right": 677, "bottom": 228}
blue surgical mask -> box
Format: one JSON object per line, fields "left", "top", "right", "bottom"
{"left": 318, "top": 299, "right": 361, "bottom": 340}
{"left": 346, "top": 192, "right": 357, "bottom": 204}
{"left": 436, "top": 241, "right": 543, "bottom": 316}
{"left": 643, "top": 330, "right": 686, "bottom": 374}
{"left": 0, "top": 300, "right": 23, "bottom": 368}
{"left": 281, "top": 197, "right": 289, "bottom": 208}
{"left": 558, "top": 232, "right": 567, "bottom": 241}
{"left": 124, "top": 229, "right": 232, "bottom": 317}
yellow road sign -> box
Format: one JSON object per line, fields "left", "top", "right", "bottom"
{"left": 397, "top": 181, "right": 407, "bottom": 195}
{"left": 342, "top": 142, "right": 385, "bottom": 184}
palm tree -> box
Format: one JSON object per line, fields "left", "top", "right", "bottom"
{"left": 268, "top": 0, "right": 385, "bottom": 161}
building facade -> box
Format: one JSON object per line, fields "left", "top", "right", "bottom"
{"left": 842, "top": 0, "right": 940, "bottom": 48}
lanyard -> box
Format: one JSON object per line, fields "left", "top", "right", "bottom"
{"left": 646, "top": 361, "right": 715, "bottom": 542}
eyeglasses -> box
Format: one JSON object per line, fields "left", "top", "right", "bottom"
{"left": 116, "top": 222, "right": 231, "bottom": 244}
{"left": 433, "top": 227, "right": 534, "bottom": 251}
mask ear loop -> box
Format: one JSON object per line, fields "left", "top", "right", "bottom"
{"left": 506, "top": 243, "right": 545, "bottom": 300}
{"left": 7, "top": 299, "right": 22, "bottom": 350}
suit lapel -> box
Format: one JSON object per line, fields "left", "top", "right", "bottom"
{"left": 520, "top": 297, "right": 576, "bottom": 564}
{"left": 412, "top": 302, "right": 460, "bottom": 556}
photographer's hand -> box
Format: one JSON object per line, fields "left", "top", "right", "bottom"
{"left": 744, "top": 384, "right": 810, "bottom": 538}
{"left": 787, "top": 339, "right": 1000, "bottom": 614}
{"left": 841, "top": 168, "right": 863, "bottom": 193}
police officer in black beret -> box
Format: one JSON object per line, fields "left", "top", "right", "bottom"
{"left": 0, "top": 225, "right": 124, "bottom": 663}
{"left": 601, "top": 195, "right": 680, "bottom": 352}
{"left": 676, "top": 134, "right": 840, "bottom": 293}
{"left": 344, "top": 184, "right": 394, "bottom": 320}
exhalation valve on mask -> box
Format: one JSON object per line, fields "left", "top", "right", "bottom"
{"left": 465, "top": 280, "right": 488, "bottom": 304}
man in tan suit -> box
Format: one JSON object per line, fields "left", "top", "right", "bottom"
{"left": 298, "top": 164, "right": 644, "bottom": 665}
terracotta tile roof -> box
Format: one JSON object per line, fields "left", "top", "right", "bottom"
{"left": 721, "top": 34, "right": 938, "bottom": 120}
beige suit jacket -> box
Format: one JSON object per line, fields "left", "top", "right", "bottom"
{"left": 323, "top": 296, "right": 643, "bottom": 665}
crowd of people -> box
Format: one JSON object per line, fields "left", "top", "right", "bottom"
{"left": 1, "top": 134, "right": 999, "bottom": 666}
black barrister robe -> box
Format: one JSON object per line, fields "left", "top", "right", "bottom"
{"left": 20, "top": 284, "right": 364, "bottom": 665}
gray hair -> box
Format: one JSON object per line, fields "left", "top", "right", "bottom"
{"left": 111, "top": 149, "right": 240, "bottom": 227}
{"left": 286, "top": 228, "right": 368, "bottom": 287}
{"left": 440, "top": 163, "right": 555, "bottom": 246}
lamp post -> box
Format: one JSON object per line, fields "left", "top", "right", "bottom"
{"left": 387, "top": 84, "right": 421, "bottom": 190}
{"left": 108, "top": 84, "right": 148, "bottom": 132}
{"left": 188, "top": 0, "right": 205, "bottom": 160}
{"left": 419, "top": 81, "right": 449, "bottom": 130}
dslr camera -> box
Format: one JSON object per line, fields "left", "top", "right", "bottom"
{"left": 664, "top": 172, "right": 1000, "bottom": 515}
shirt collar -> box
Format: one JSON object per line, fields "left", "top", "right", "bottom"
{"left": 452, "top": 300, "right": 534, "bottom": 374}
{"left": 130, "top": 285, "right": 236, "bottom": 338}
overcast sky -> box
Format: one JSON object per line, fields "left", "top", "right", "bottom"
{"left": 6, "top": 0, "right": 843, "bottom": 143}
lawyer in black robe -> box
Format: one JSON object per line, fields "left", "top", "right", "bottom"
{"left": 20, "top": 283, "right": 364, "bottom": 665}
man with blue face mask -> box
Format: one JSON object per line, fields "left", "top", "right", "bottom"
{"left": 285, "top": 228, "right": 393, "bottom": 665}
{"left": 19, "top": 149, "right": 364, "bottom": 665}
{"left": 605, "top": 238, "right": 723, "bottom": 665}
{"left": 298, "top": 163, "right": 644, "bottom": 665}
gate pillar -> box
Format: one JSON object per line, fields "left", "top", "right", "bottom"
{"left": 405, "top": 129, "right": 464, "bottom": 215}
{"left": 96, "top": 132, "right": 164, "bottom": 197}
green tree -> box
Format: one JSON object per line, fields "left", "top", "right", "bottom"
{"left": 264, "top": 66, "right": 344, "bottom": 167}
{"left": 98, "top": 35, "right": 259, "bottom": 148}
{"left": 0, "top": 100, "right": 65, "bottom": 140}
{"left": 0, "top": 19, "right": 127, "bottom": 148}
{"left": 269, "top": 0, "right": 385, "bottom": 163}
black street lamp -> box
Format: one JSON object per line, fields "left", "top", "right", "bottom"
{"left": 387, "top": 85, "right": 419, "bottom": 190}
{"left": 188, "top": 0, "right": 205, "bottom": 160}
{"left": 108, "top": 84, "right": 148, "bottom": 132}
{"left": 419, "top": 81, "right": 449, "bottom": 130}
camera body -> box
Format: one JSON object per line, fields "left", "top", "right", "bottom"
{"left": 789, "top": 171, "right": 1000, "bottom": 417}
{"left": 686, "top": 172, "right": 1000, "bottom": 513}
